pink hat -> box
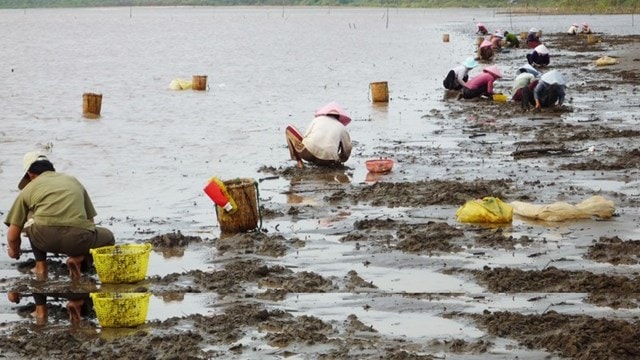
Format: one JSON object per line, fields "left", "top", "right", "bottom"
{"left": 483, "top": 65, "right": 502, "bottom": 78}
{"left": 315, "top": 101, "right": 351, "bottom": 126}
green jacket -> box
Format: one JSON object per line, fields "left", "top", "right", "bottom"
{"left": 505, "top": 33, "right": 520, "bottom": 46}
{"left": 5, "top": 171, "right": 97, "bottom": 231}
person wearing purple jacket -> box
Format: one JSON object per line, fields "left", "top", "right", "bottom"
{"left": 460, "top": 65, "right": 502, "bottom": 100}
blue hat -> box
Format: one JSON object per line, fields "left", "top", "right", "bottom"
{"left": 463, "top": 57, "right": 479, "bottom": 69}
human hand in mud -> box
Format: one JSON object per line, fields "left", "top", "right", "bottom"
{"left": 7, "top": 292, "right": 21, "bottom": 304}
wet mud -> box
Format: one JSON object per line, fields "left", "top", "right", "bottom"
{"left": 1, "top": 30, "right": 640, "bottom": 360}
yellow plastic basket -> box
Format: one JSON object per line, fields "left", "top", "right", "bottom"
{"left": 90, "top": 243, "right": 152, "bottom": 284}
{"left": 90, "top": 292, "right": 151, "bottom": 328}
{"left": 493, "top": 93, "right": 508, "bottom": 102}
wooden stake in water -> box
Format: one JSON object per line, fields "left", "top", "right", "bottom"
{"left": 386, "top": 6, "right": 389, "bottom": 29}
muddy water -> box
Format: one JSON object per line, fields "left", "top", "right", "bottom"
{"left": 1, "top": 6, "right": 640, "bottom": 359}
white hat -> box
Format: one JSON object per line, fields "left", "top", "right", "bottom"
{"left": 18, "top": 151, "right": 49, "bottom": 190}
{"left": 534, "top": 44, "right": 549, "bottom": 55}
{"left": 541, "top": 70, "right": 566, "bottom": 86}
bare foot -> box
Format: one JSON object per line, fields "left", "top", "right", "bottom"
{"left": 66, "top": 256, "right": 84, "bottom": 281}
{"left": 297, "top": 160, "right": 304, "bottom": 169}
{"left": 31, "top": 304, "right": 47, "bottom": 325}
{"left": 67, "top": 300, "right": 84, "bottom": 325}
{"left": 30, "top": 261, "right": 48, "bottom": 281}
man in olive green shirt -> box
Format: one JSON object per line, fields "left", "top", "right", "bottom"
{"left": 4, "top": 152, "right": 114, "bottom": 281}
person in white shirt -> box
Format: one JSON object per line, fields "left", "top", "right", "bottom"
{"left": 568, "top": 23, "right": 579, "bottom": 35}
{"left": 443, "top": 57, "right": 478, "bottom": 91}
{"left": 285, "top": 101, "right": 352, "bottom": 168}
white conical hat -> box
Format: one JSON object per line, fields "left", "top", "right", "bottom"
{"left": 535, "top": 44, "right": 549, "bottom": 55}
{"left": 541, "top": 70, "right": 566, "bottom": 86}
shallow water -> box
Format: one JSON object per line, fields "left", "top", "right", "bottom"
{"left": 1, "top": 6, "right": 639, "bottom": 356}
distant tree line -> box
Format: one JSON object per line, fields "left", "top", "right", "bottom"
{"left": 0, "top": 0, "right": 638, "bottom": 11}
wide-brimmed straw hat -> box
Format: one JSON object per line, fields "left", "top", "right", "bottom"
{"left": 315, "top": 101, "right": 351, "bottom": 126}
{"left": 18, "top": 151, "right": 49, "bottom": 190}
{"left": 541, "top": 70, "right": 566, "bottom": 86}
{"left": 463, "top": 57, "right": 479, "bottom": 69}
{"left": 483, "top": 65, "right": 502, "bottom": 78}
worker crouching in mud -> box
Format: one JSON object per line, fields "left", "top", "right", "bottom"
{"left": 521, "top": 70, "right": 567, "bottom": 111}
{"left": 4, "top": 152, "right": 115, "bottom": 281}
{"left": 460, "top": 65, "right": 502, "bottom": 100}
{"left": 442, "top": 57, "right": 478, "bottom": 91}
{"left": 285, "top": 101, "right": 352, "bottom": 169}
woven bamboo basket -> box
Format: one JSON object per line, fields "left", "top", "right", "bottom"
{"left": 82, "top": 93, "right": 102, "bottom": 118}
{"left": 216, "top": 178, "right": 259, "bottom": 234}
{"left": 369, "top": 81, "right": 389, "bottom": 103}
{"left": 192, "top": 75, "right": 207, "bottom": 91}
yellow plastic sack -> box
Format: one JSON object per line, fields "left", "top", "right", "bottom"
{"left": 595, "top": 56, "right": 618, "bottom": 66}
{"left": 510, "top": 195, "right": 614, "bottom": 222}
{"left": 168, "top": 78, "right": 193, "bottom": 90}
{"left": 456, "top": 197, "right": 513, "bottom": 224}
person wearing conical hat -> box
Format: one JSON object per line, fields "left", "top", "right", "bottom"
{"left": 568, "top": 23, "right": 579, "bottom": 35}
{"left": 489, "top": 30, "right": 504, "bottom": 51}
{"left": 526, "top": 27, "right": 541, "bottom": 49}
{"left": 476, "top": 22, "right": 488, "bottom": 35}
{"left": 442, "top": 57, "right": 479, "bottom": 91}
{"left": 460, "top": 65, "right": 502, "bottom": 100}
{"left": 478, "top": 38, "right": 494, "bottom": 61}
{"left": 581, "top": 23, "right": 592, "bottom": 34}
{"left": 534, "top": 70, "right": 566, "bottom": 109}
{"left": 521, "top": 70, "right": 566, "bottom": 110}
{"left": 526, "top": 44, "right": 550, "bottom": 67}
{"left": 285, "top": 101, "right": 352, "bottom": 168}
{"left": 511, "top": 68, "right": 539, "bottom": 103}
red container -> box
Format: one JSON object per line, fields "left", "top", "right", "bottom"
{"left": 204, "top": 181, "right": 233, "bottom": 212}
{"left": 365, "top": 159, "right": 394, "bottom": 173}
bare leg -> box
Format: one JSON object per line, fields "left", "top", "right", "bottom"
{"left": 31, "top": 304, "right": 48, "bottom": 325}
{"left": 66, "top": 256, "right": 84, "bottom": 281}
{"left": 67, "top": 299, "right": 84, "bottom": 325}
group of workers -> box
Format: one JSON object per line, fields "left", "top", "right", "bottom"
{"left": 443, "top": 22, "right": 568, "bottom": 110}
{"left": 568, "top": 22, "right": 593, "bottom": 35}
{"left": 2, "top": 20, "right": 591, "bottom": 327}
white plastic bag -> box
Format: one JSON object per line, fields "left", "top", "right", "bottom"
{"left": 510, "top": 195, "right": 614, "bottom": 222}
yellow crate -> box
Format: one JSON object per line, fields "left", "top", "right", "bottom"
{"left": 90, "top": 292, "right": 151, "bottom": 328}
{"left": 90, "top": 243, "right": 152, "bottom": 284}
